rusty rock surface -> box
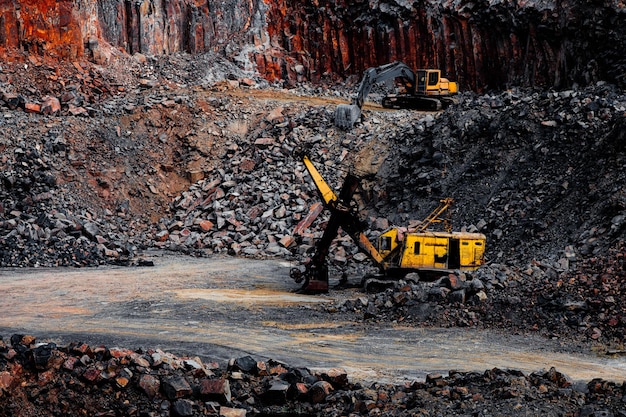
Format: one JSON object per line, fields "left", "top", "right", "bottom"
{"left": 1, "top": 0, "right": 625, "bottom": 90}
{"left": 264, "top": 0, "right": 626, "bottom": 90}
{"left": 0, "top": 0, "right": 262, "bottom": 59}
{"left": 1, "top": 334, "right": 625, "bottom": 416}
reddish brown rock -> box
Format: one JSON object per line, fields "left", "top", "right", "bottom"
{"left": 293, "top": 202, "right": 323, "bottom": 236}
{"left": 139, "top": 374, "right": 160, "bottom": 399}
{"left": 278, "top": 235, "right": 295, "bottom": 248}
{"left": 155, "top": 230, "right": 170, "bottom": 242}
{"left": 63, "top": 356, "right": 80, "bottom": 370}
{"left": 162, "top": 375, "right": 192, "bottom": 400}
{"left": 0, "top": 372, "right": 13, "bottom": 390}
{"left": 20, "top": 335, "right": 36, "bottom": 346}
{"left": 115, "top": 376, "right": 130, "bottom": 388}
{"left": 238, "top": 158, "right": 256, "bottom": 172}
{"left": 41, "top": 96, "right": 61, "bottom": 115}
{"left": 198, "top": 378, "right": 231, "bottom": 403}
{"left": 309, "top": 380, "right": 333, "bottom": 404}
{"left": 254, "top": 137, "right": 275, "bottom": 147}
{"left": 24, "top": 102, "right": 41, "bottom": 113}
{"left": 82, "top": 367, "right": 102, "bottom": 383}
{"left": 198, "top": 220, "right": 214, "bottom": 232}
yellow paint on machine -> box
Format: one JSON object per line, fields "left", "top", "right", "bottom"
{"left": 378, "top": 229, "right": 485, "bottom": 272}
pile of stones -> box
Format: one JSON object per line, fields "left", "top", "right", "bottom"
{"left": 2, "top": 334, "right": 624, "bottom": 417}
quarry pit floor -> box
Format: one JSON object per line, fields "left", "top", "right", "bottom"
{"left": 1, "top": 253, "right": 624, "bottom": 384}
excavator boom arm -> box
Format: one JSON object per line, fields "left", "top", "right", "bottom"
{"left": 301, "top": 156, "right": 386, "bottom": 264}
{"left": 353, "top": 61, "right": 416, "bottom": 109}
{"left": 335, "top": 61, "right": 416, "bottom": 129}
{"left": 293, "top": 154, "right": 387, "bottom": 291}
{"left": 354, "top": 61, "right": 415, "bottom": 108}
{"left": 355, "top": 232, "right": 385, "bottom": 265}
{"left": 301, "top": 155, "right": 338, "bottom": 205}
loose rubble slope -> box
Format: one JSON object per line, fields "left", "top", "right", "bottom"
{"left": 1, "top": 50, "right": 625, "bottom": 416}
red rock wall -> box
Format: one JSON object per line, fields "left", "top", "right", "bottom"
{"left": 258, "top": 0, "right": 626, "bottom": 90}
{"left": 0, "top": 0, "right": 88, "bottom": 59}
{"left": 0, "top": 0, "right": 624, "bottom": 90}
{"left": 96, "top": 0, "right": 259, "bottom": 55}
{"left": 0, "top": 0, "right": 259, "bottom": 58}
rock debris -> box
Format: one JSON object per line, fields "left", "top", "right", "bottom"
{"left": 0, "top": 50, "right": 625, "bottom": 415}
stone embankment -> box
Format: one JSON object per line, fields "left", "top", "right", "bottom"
{"left": 1, "top": 334, "right": 624, "bottom": 417}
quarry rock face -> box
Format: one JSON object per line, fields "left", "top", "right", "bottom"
{"left": 0, "top": 0, "right": 90, "bottom": 59}
{"left": 0, "top": 0, "right": 265, "bottom": 60}
{"left": 0, "top": 0, "right": 625, "bottom": 88}
{"left": 263, "top": 0, "right": 626, "bottom": 90}
{"left": 95, "top": 0, "right": 265, "bottom": 56}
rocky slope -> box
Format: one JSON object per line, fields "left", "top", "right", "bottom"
{"left": 1, "top": 47, "right": 625, "bottom": 343}
{"left": 371, "top": 85, "right": 626, "bottom": 265}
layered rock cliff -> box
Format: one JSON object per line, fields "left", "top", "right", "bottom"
{"left": 0, "top": 0, "right": 263, "bottom": 60}
{"left": 0, "top": 0, "right": 624, "bottom": 90}
{"left": 263, "top": 0, "right": 626, "bottom": 90}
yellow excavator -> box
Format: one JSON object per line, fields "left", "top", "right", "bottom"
{"left": 290, "top": 152, "right": 486, "bottom": 293}
{"left": 334, "top": 61, "right": 459, "bottom": 129}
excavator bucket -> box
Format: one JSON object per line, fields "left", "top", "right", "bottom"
{"left": 334, "top": 103, "right": 361, "bottom": 129}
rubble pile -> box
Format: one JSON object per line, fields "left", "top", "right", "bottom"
{"left": 151, "top": 106, "right": 331, "bottom": 257}
{"left": 373, "top": 84, "right": 626, "bottom": 264}
{"left": 150, "top": 103, "right": 393, "bottom": 262}
{"left": 0, "top": 52, "right": 139, "bottom": 116}
{"left": 0, "top": 52, "right": 262, "bottom": 266}
{"left": 1, "top": 335, "right": 625, "bottom": 417}
{"left": 0, "top": 139, "right": 109, "bottom": 267}
{"left": 333, "top": 245, "right": 626, "bottom": 348}
{"left": 0, "top": 56, "right": 150, "bottom": 267}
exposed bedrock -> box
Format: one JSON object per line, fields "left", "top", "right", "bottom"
{"left": 261, "top": 0, "right": 626, "bottom": 90}
{"left": 0, "top": 0, "right": 264, "bottom": 59}
{"left": 0, "top": 0, "right": 624, "bottom": 90}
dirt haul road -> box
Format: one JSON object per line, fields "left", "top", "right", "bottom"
{"left": 0, "top": 253, "right": 624, "bottom": 384}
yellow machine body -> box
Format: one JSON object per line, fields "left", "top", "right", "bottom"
{"left": 416, "top": 69, "right": 459, "bottom": 96}
{"left": 378, "top": 228, "right": 485, "bottom": 273}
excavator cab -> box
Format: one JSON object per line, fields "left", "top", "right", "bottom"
{"left": 416, "top": 70, "right": 437, "bottom": 93}
{"left": 416, "top": 69, "right": 458, "bottom": 96}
